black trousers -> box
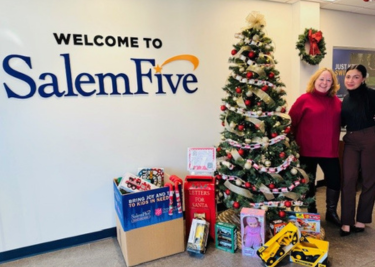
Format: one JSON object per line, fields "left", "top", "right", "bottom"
{"left": 341, "top": 126, "right": 375, "bottom": 225}
{"left": 299, "top": 156, "right": 341, "bottom": 192}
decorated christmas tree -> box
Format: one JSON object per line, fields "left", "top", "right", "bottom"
{"left": 215, "top": 11, "right": 312, "bottom": 222}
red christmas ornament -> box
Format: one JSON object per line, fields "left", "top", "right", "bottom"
{"left": 245, "top": 182, "right": 251, "bottom": 188}
{"left": 257, "top": 102, "right": 262, "bottom": 106}
{"left": 236, "top": 87, "right": 242, "bottom": 94}
{"left": 238, "top": 125, "right": 245, "bottom": 131}
{"left": 279, "top": 152, "right": 286, "bottom": 158}
{"left": 238, "top": 149, "right": 244, "bottom": 156}
{"left": 269, "top": 183, "right": 275, "bottom": 189}
{"left": 268, "top": 72, "right": 275, "bottom": 79}
{"left": 248, "top": 51, "right": 255, "bottom": 58}
{"left": 231, "top": 49, "right": 237, "bottom": 55}
{"left": 227, "top": 153, "right": 232, "bottom": 159}
{"left": 233, "top": 201, "right": 240, "bottom": 209}
{"left": 216, "top": 147, "right": 221, "bottom": 152}
{"left": 301, "top": 178, "right": 306, "bottom": 184}
{"left": 215, "top": 174, "right": 222, "bottom": 180}
{"left": 221, "top": 105, "right": 227, "bottom": 111}
{"left": 246, "top": 72, "right": 253, "bottom": 79}
{"left": 245, "top": 100, "right": 251, "bottom": 106}
{"left": 221, "top": 121, "right": 225, "bottom": 126}
{"left": 225, "top": 189, "right": 231, "bottom": 195}
{"left": 279, "top": 210, "right": 286, "bottom": 218}
{"left": 281, "top": 107, "right": 286, "bottom": 113}
{"left": 261, "top": 85, "right": 268, "bottom": 92}
{"left": 284, "top": 126, "right": 291, "bottom": 133}
{"left": 271, "top": 132, "right": 278, "bottom": 138}
{"left": 284, "top": 201, "right": 292, "bottom": 207}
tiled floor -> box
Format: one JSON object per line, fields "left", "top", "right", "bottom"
{"left": 2, "top": 186, "right": 375, "bottom": 267}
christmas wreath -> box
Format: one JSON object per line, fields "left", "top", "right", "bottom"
{"left": 296, "top": 28, "right": 326, "bottom": 65}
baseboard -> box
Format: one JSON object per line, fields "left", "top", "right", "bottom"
{"left": 0, "top": 227, "right": 116, "bottom": 264}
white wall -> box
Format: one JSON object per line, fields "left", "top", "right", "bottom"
{"left": 0, "top": 0, "right": 293, "bottom": 252}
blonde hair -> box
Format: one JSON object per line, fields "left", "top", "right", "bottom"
{"left": 305, "top": 68, "right": 340, "bottom": 97}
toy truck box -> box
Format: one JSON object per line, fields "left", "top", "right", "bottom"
{"left": 257, "top": 222, "right": 301, "bottom": 267}
{"left": 290, "top": 235, "right": 329, "bottom": 267}
{"left": 215, "top": 222, "right": 238, "bottom": 253}
{"left": 270, "top": 219, "right": 288, "bottom": 236}
{"left": 187, "top": 218, "right": 210, "bottom": 254}
{"left": 286, "top": 211, "right": 321, "bottom": 239}
{"left": 241, "top": 207, "right": 266, "bottom": 257}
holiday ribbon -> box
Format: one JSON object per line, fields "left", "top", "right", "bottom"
{"left": 295, "top": 167, "right": 309, "bottom": 183}
{"left": 268, "top": 172, "right": 284, "bottom": 182}
{"left": 308, "top": 29, "right": 322, "bottom": 55}
{"left": 247, "top": 85, "right": 275, "bottom": 106}
{"left": 233, "top": 46, "right": 252, "bottom": 59}
{"left": 230, "top": 149, "right": 243, "bottom": 162}
{"left": 282, "top": 191, "right": 300, "bottom": 201}
{"left": 224, "top": 180, "right": 253, "bottom": 199}
{"left": 236, "top": 97, "right": 247, "bottom": 109}
{"left": 221, "top": 161, "right": 234, "bottom": 170}
{"left": 243, "top": 11, "right": 266, "bottom": 30}
{"left": 245, "top": 117, "right": 265, "bottom": 132}
{"left": 246, "top": 65, "right": 266, "bottom": 77}
{"left": 259, "top": 183, "right": 275, "bottom": 200}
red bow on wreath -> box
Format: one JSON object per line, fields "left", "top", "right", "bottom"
{"left": 308, "top": 29, "right": 322, "bottom": 56}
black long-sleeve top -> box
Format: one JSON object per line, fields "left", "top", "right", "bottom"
{"left": 341, "top": 84, "right": 375, "bottom": 131}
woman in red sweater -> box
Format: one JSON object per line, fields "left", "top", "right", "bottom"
{"left": 289, "top": 68, "right": 342, "bottom": 227}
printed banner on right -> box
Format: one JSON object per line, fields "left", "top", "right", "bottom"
{"left": 332, "top": 47, "right": 375, "bottom": 99}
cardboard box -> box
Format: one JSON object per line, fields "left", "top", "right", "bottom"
{"left": 113, "top": 179, "right": 182, "bottom": 231}
{"left": 116, "top": 215, "right": 185, "bottom": 266}
{"left": 215, "top": 222, "right": 238, "bottom": 253}
{"left": 114, "top": 178, "right": 185, "bottom": 266}
{"left": 286, "top": 211, "right": 321, "bottom": 239}
{"left": 290, "top": 235, "right": 329, "bottom": 267}
{"left": 241, "top": 207, "right": 266, "bottom": 257}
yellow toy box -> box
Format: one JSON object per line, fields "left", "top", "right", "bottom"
{"left": 257, "top": 222, "right": 301, "bottom": 267}
{"left": 187, "top": 218, "right": 210, "bottom": 254}
{"left": 290, "top": 235, "right": 329, "bottom": 267}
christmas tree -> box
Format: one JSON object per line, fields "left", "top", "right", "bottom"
{"left": 215, "top": 11, "right": 312, "bottom": 222}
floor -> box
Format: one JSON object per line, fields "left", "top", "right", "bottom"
{"left": 2, "top": 186, "right": 375, "bottom": 267}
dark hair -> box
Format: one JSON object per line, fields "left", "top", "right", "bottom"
{"left": 346, "top": 64, "right": 367, "bottom": 78}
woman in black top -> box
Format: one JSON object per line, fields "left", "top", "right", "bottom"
{"left": 340, "top": 64, "right": 375, "bottom": 236}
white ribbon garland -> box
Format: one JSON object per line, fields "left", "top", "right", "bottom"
{"left": 225, "top": 135, "right": 286, "bottom": 150}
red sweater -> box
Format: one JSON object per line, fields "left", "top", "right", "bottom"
{"left": 288, "top": 90, "right": 341, "bottom": 158}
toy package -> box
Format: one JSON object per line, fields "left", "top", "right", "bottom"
{"left": 257, "top": 222, "right": 301, "bottom": 267}
{"left": 270, "top": 220, "right": 288, "bottom": 236}
{"left": 286, "top": 211, "right": 321, "bottom": 239}
{"left": 241, "top": 207, "right": 266, "bottom": 257}
{"left": 187, "top": 218, "right": 210, "bottom": 255}
{"left": 215, "top": 222, "right": 237, "bottom": 253}
{"left": 137, "top": 167, "right": 164, "bottom": 187}
{"left": 290, "top": 235, "right": 329, "bottom": 267}
{"left": 118, "top": 172, "right": 159, "bottom": 194}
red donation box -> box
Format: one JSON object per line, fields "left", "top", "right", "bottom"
{"left": 184, "top": 175, "right": 216, "bottom": 239}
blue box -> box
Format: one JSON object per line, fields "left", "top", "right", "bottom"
{"left": 113, "top": 179, "right": 183, "bottom": 231}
